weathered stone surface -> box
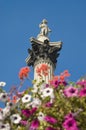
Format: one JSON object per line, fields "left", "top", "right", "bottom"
{"left": 26, "top": 37, "right": 62, "bottom": 68}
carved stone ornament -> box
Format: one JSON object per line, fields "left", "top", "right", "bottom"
{"left": 26, "top": 19, "right": 63, "bottom": 68}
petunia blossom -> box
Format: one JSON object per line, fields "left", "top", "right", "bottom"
{"left": 22, "top": 109, "right": 31, "bottom": 118}
{"left": 22, "top": 107, "right": 37, "bottom": 118}
{"left": 64, "top": 113, "right": 73, "bottom": 120}
{"left": 63, "top": 86, "right": 78, "bottom": 97}
{"left": 42, "top": 87, "right": 54, "bottom": 99}
{"left": 6, "top": 101, "right": 16, "bottom": 109}
{"left": 2, "top": 107, "right": 10, "bottom": 118}
{"left": 10, "top": 114, "right": 22, "bottom": 124}
{"left": 30, "top": 107, "right": 37, "bottom": 114}
{"left": 51, "top": 79, "right": 59, "bottom": 88}
{"left": 77, "top": 79, "right": 86, "bottom": 87}
{"left": 22, "top": 94, "right": 31, "bottom": 103}
{"left": 30, "top": 119, "right": 39, "bottom": 129}
{"left": 44, "top": 115, "right": 57, "bottom": 124}
{"left": 0, "top": 93, "right": 8, "bottom": 102}
{"left": 63, "top": 113, "right": 79, "bottom": 130}
{"left": 63, "top": 118, "right": 79, "bottom": 130}
{"left": 0, "top": 123, "right": 10, "bottom": 130}
{"left": 79, "top": 87, "right": 86, "bottom": 97}
{"left": 38, "top": 112, "right": 45, "bottom": 121}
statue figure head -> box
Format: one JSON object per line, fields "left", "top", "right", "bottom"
{"left": 42, "top": 19, "right": 48, "bottom": 24}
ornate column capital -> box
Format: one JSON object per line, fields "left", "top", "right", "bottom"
{"left": 26, "top": 37, "right": 63, "bottom": 68}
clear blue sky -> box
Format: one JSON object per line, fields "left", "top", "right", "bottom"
{"left": 0, "top": 0, "right": 86, "bottom": 93}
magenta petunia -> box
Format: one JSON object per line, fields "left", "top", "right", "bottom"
{"left": 63, "top": 86, "right": 78, "bottom": 97}
{"left": 51, "top": 80, "right": 59, "bottom": 88}
{"left": 77, "top": 80, "right": 86, "bottom": 87}
{"left": 44, "top": 116, "right": 57, "bottom": 124}
{"left": 63, "top": 113, "right": 79, "bottom": 130}
{"left": 64, "top": 113, "right": 73, "bottom": 120}
{"left": 22, "top": 109, "right": 31, "bottom": 117}
{"left": 22, "top": 107, "right": 37, "bottom": 118}
{"left": 79, "top": 87, "right": 86, "bottom": 97}
{"left": 30, "top": 107, "right": 37, "bottom": 114}
{"left": 59, "top": 80, "right": 67, "bottom": 86}
{"left": 30, "top": 119, "right": 39, "bottom": 129}
{"left": 63, "top": 118, "right": 79, "bottom": 130}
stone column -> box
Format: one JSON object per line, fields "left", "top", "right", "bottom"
{"left": 34, "top": 58, "right": 55, "bottom": 83}
{"left": 25, "top": 19, "right": 62, "bottom": 84}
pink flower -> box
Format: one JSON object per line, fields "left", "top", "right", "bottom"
{"left": 44, "top": 116, "right": 57, "bottom": 124}
{"left": 30, "top": 119, "right": 39, "bottom": 129}
{"left": 79, "top": 87, "right": 86, "bottom": 97}
{"left": 64, "top": 113, "right": 73, "bottom": 120}
{"left": 50, "top": 77, "right": 67, "bottom": 88}
{"left": 51, "top": 80, "right": 59, "bottom": 88}
{"left": 63, "top": 113, "right": 79, "bottom": 130}
{"left": 59, "top": 81, "right": 67, "bottom": 86}
{"left": 22, "top": 107, "right": 37, "bottom": 118}
{"left": 77, "top": 80, "right": 86, "bottom": 87}
{"left": 30, "top": 107, "right": 37, "bottom": 114}
{"left": 63, "top": 118, "right": 79, "bottom": 130}
{"left": 63, "top": 86, "right": 78, "bottom": 97}
{"left": 22, "top": 109, "right": 31, "bottom": 117}
{"left": 20, "top": 120, "right": 28, "bottom": 126}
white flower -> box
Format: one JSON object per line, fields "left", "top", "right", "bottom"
{"left": 0, "top": 123, "right": 10, "bottom": 130}
{"left": 6, "top": 101, "right": 16, "bottom": 109}
{"left": 38, "top": 112, "right": 45, "bottom": 121}
{"left": 32, "top": 98, "right": 41, "bottom": 108}
{"left": 0, "top": 93, "right": 8, "bottom": 102}
{"left": 42, "top": 88, "right": 54, "bottom": 98}
{"left": 2, "top": 107, "right": 10, "bottom": 117}
{"left": 26, "top": 98, "right": 41, "bottom": 108}
{"left": 0, "top": 110, "right": 4, "bottom": 120}
{"left": 0, "top": 82, "right": 6, "bottom": 87}
{"left": 32, "top": 86, "right": 38, "bottom": 93}
{"left": 0, "top": 107, "right": 10, "bottom": 121}
{"left": 22, "top": 94, "right": 31, "bottom": 103}
{"left": 10, "top": 114, "right": 21, "bottom": 124}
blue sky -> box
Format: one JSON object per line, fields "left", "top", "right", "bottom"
{"left": 0, "top": 0, "right": 86, "bottom": 94}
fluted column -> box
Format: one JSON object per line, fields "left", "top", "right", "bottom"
{"left": 34, "top": 58, "right": 55, "bottom": 83}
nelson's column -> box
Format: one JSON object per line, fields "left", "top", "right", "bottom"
{"left": 26, "top": 19, "right": 63, "bottom": 83}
